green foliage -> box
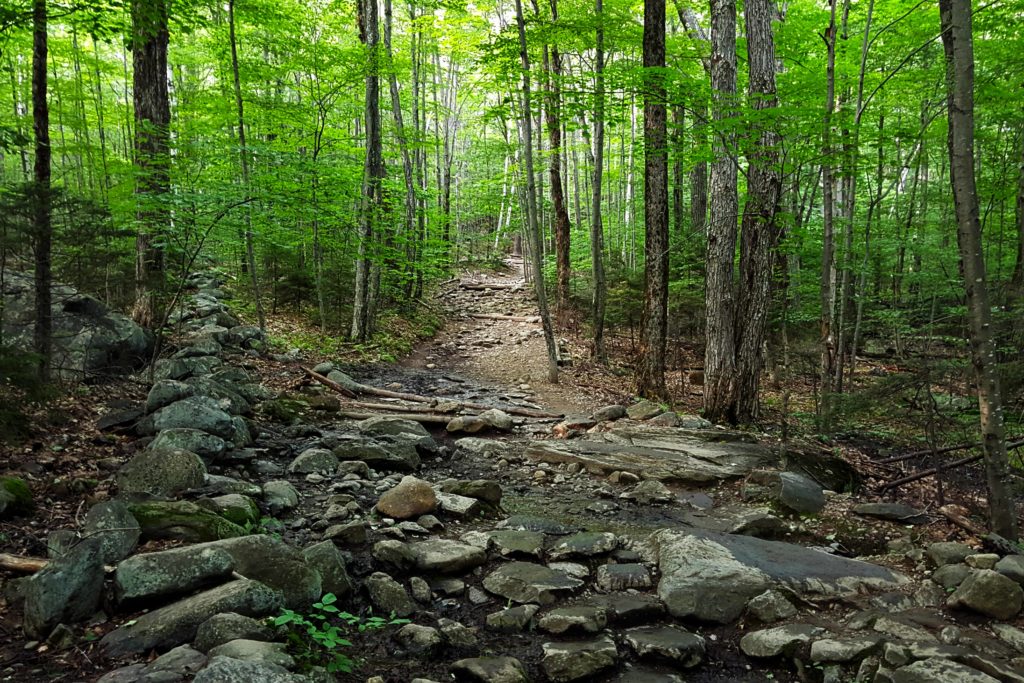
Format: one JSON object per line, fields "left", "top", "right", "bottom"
{"left": 272, "top": 593, "right": 410, "bottom": 674}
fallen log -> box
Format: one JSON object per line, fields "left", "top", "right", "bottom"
{"left": 345, "top": 400, "right": 462, "bottom": 414}
{"left": 468, "top": 313, "right": 540, "bottom": 323}
{"left": 938, "top": 505, "right": 986, "bottom": 537}
{"left": 302, "top": 367, "right": 357, "bottom": 398}
{"left": 459, "top": 282, "right": 519, "bottom": 290}
{"left": 339, "top": 411, "right": 453, "bottom": 424}
{"left": 0, "top": 553, "right": 48, "bottom": 573}
{"left": 878, "top": 453, "right": 982, "bottom": 492}
{"left": 877, "top": 436, "right": 1024, "bottom": 464}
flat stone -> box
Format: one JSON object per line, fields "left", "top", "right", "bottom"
{"left": 193, "top": 656, "right": 305, "bottom": 683}
{"left": 890, "top": 658, "right": 1000, "bottom": 682}
{"left": 948, "top": 569, "right": 1024, "bottom": 619}
{"left": 482, "top": 561, "right": 584, "bottom": 604}
{"left": 810, "top": 636, "right": 883, "bottom": 662}
{"left": 592, "top": 405, "right": 627, "bottom": 422}
{"left": 740, "top": 624, "right": 825, "bottom": 658}
{"left": 409, "top": 539, "right": 487, "bottom": 574}
{"left": 623, "top": 625, "right": 705, "bottom": 666}
{"left": 450, "top": 656, "right": 529, "bottom": 683}
{"left": 194, "top": 613, "right": 274, "bottom": 653}
{"left": 146, "top": 645, "right": 208, "bottom": 677}
{"left": 365, "top": 572, "right": 416, "bottom": 617}
{"left": 208, "top": 639, "right": 294, "bottom": 669}
{"left": 486, "top": 604, "right": 540, "bottom": 632}
{"left": 23, "top": 537, "right": 105, "bottom": 639}
{"left": 744, "top": 470, "right": 825, "bottom": 515}
{"left": 488, "top": 530, "right": 545, "bottom": 559}
{"left": 547, "top": 532, "right": 618, "bottom": 560}
{"left": 436, "top": 491, "right": 481, "bottom": 518}
{"left": 359, "top": 416, "right": 431, "bottom": 438}
{"left": 927, "top": 542, "right": 976, "bottom": 568}
{"left": 620, "top": 480, "right": 673, "bottom": 504}
{"left": 286, "top": 447, "right": 338, "bottom": 474}
{"left": 83, "top": 500, "right": 141, "bottom": 564}
{"left": 498, "top": 514, "right": 577, "bottom": 535}
{"left": 746, "top": 589, "right": 797, "bottom": 622}
{"left": 596, "top": 563, "right": 652, "bottom": 591}
{"left": 584, "top": 593, "right": 667, "bottom": 625}
{"left": 853, "top": 502, "right": 929, "bottom": 525}
{"left": 115, "top": 545, "right": 235, "bottom": 602}
{"left": 542, "top": 636, "right": 619, "bottom": 682}
{"left": 626, "top": 400, "right": 663, "bottom": 420}
{"left": 538, "top": 606, "right": 608, "bottom": 634}
{"left": 196, "top": 535, "right": 321, "bottom": 609}
{"left": 965, "top": 554, "right": 1000, "bottom": 570}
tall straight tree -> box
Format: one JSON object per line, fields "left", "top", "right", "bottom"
{"left": 637, "top": 0, "right": 668, "bottom": 398}
{"left": 939, "top": 0, "right": 1018, "bottom": 539}
{"left": 32, "top": 0, "right": 51, "bottom": 382}
{"left": 352, "top": 0, "right": 383, "bottom": 342}
{"left": 590, "top": 0, "right": 607, "bottom": 362}
{"left": 130, "top": 0, "right": 171, "bottom": 327}
{"left": 514, "top": 0, "right": 559, "bottom": 383}
{"left": 818, "top": 0, "right": 839, "bottom": 429}
{"left": 546, "top": 0, "right": 571, "bottom": 315}
{"left": 703, "top": 0, "right": 738, "bottom": 421}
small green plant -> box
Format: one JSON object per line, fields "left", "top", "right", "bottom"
{"left": 272, "top": 593, "right": 410, "bottom": 673}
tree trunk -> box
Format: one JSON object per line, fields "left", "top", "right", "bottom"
{"left": 130, "top": 0, "right": 171, "bottom": 328}
{"left": 637, "top": 0, "right": 668, "bottom": 400}
{"left": 818, "top": 0, "right": 839, "bottom": 430}
{"left": 514, "top": 0, "right": 559, "bottom": 383}
{"left": 939, "top": 0, "right": 1017, "bottom": 540}
{"left": 672, "top": 105, "right": 685, "bottom": 241}
{"left": 1011, "top": 126, "right": 1024, "bottom": 300}
{"left": 546, "top": 0, "right": 571, "bottom": 316}
{"left": 32, "top": 0, "right": 51, "bottom": 383}
{"left": 228, "top": 0, "right": 266, "bottom": 331}
{"left": 703, "top": 0, "right": 738, "bottom": 423}
{"left": 731, "top": 0, "right": 782, "bottom": 424}
{"left": 590, "top": 0, "right": 607, "bottom": 362}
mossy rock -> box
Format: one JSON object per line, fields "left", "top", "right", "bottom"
{"left": 127, "top": 500, "right": 247, "bottom": 542}
{"left": 259, "top": 398, "right": 308, "bottom": 424}
{"left": 0, "top": 476, "right": 33, "bottom": 516}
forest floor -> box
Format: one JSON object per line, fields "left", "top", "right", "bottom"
{"left": 1, "top": 258, "right": 1022, "bottom": 682}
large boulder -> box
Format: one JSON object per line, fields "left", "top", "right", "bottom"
{"left": 0, "top": 476, "right": 33, "bottom": 517}
{"left": 83, "top": 500, "right": 141, "bottom": 563}
{"left": 115, "top": 545, "right": 235, "bottom": 603}
{"left": 127, "top": 500, "right": 248, "bottom": 542}
{"left": 0, "top": 271, "right": 153, "bottom": 381}
{"left": 948, "top": 569, "right": 1024, "bottom": 619}
{"left": 482, "top": 562, "right": 584, "bottom": 605}
{"left": 358, "top": 416, "right": 431, "bottom": 439}
{"left": 193, "top": 535, "right": 321, "bottom": 609}
{"left": 23, "top": 537, "right": 105, "bottom": 638}
{"left": 152, "top": 397, "right": 237, "bottom": 441}
{"left": 116, "top": 447, "right": 207, "bottom": 497}
{"left": 150, "top": 428, "right": 228, "bottom": 460}
{"left": 193, "top": 656, "right": 306, "bottom": 683}
{"left": 377, "top": 476, "right": 437, "bottom": 519}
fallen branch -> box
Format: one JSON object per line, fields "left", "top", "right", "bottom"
{"left": 302, "top": 367, "right": 357, "bottom": 398}
{"left": 938, "top": 505, "right": 986, "bottom": 537}
{"left": 878, "top": 453, "right": 982, "bottom": 492}
{"left": 459, "top": 282, "right": 519, "bottom": 291}
{"left": 877, "top": 437, "right": 1024, "bottom": 464}
{"left": 0, "top": 553, "right": 48, "bottom": 573}
{"left": 339, "top": 411, "right": 452, "bottom": 424}
{"left": 468, "top": 313, "right": 540, "bottom": 323}
{"left": 345, "top": 400, "right": 462, "bottom": 414}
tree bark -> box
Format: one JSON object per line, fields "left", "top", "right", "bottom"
{"left": 546, "top": 0, "right": 572, "bottom": 316}
{"left": 818, "top": 0, "right": 839, "bottom": 430}
{"left": 703, "top": 0, "right": 738, "bottom": 423}
{"left": 514, "top": 0, "right": 559, "bottom": 383}
{"left": 939, "top": 0, "right": 1018, "bottom": 540}
{"left": 1011, "top": 126, "right": 1024, "bottom": 300}
{"left": 590, "top": 0, "right": 607, "bottom": 363}
{"left": 130, "top": 0, "right": 171, "bottom": 328}
{"left": 637, "top": 0, "right": 668, "bottom": 399}
{"left": 32, "top": 0, "right": 51, "bottom": 383}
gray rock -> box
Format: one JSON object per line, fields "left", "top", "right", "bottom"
{"left": 621, "top": 480, "right": 673, "bottom": 504}
{"left": 117, "top": 447, "right": 207, "bottom": 497}
{"left": 147, "top": 380, "right": 195, "bottom": 414}
{"left": 194, "top": 613, "right": 274, "bottom": 653}
{"left": 744, "top": 470, "right": 826, "bottom": 515}
{"left": 333, "top": 437, "right": 421, "bottom": 472}
{"left": 436, "top": 491, "right": 481, "bottom": 518}
{"left": 153, "top": 356, "right": 223, "bottom": 382}
{"left": 890, "top": 658, "right": 1000, "bottom": 682}
{"left": 83, "top": 500, "right": 140, "bottom": 564}
{"left": 990, "top": 623, "right": 1024, "bottom": 654}
{"left": 547, "top": 532, "right": 618, "bottom": 560}
{"left": 409, "top": 539, "right": 487, "bottom": 574}
{"left": 498, "top": 514, "right": 577, "bottom": 535}
{"left": 197, "top": 535, "right": 321, "bottom": 610}
{"left": 614, "top": 668, "right": 684, "bottom": 683}
{"left": 653, "top": 529, "right": 905, "bottom": 623}
{"left": 410, "top": 576, "right": 433, "bottom": 603}
{"left": 324, "top": 520, "right": 366, "bottom": 545}
{"left": 192, "top": 656, "right": 305, "bottom": 683}
{"left": 101, "top": 579, "right": 284, "bottom": 656}
{"left": 151, "top": 428, "right": 227, "bottom": 459}
{"left": 450, "top": 656, "right": 529, "bottom": 683}
{"left": 592, "top": 405, "right": 627, "bottom": 422}
{"left": 479, "top": 409, "right": 513, "bottom": 431}
{"left": 488, "top": 530, "right": 545, "bottom": 559}
{"left": 538, "top": 606, "right": 608, "bottom": 634}
{"left": 623, "top": 625, "right": 705, "bottom": 666}
{"left": 286, "top": 447, "right": 338, "bottom": 474}
{"left": 394, "top": 624, "right": 442, "bottom": 656}
{"left": 596, "top": 563, "right": 652, "bottom": 591}
{"left": 262, "top": 480, "right": 299, "bottom": 514}
{"left": 377, "top": 476, "right": 438, "bottom": 519}
{"left": 127, "top": 499, "right": 247, "bottom": 542}
{"left": 585, "top": 593, "right": 667, "bottom": 625}
{"left": 965, "top": 553, "right": 1000, "bottom": 570}
{"left": 438, "top": 618, "right": 477, "bottom": 648}
{"left": 153, "top": 397, "right": 236, "bottom": 440}
{"left": 116, "top": 545, "right": 235, "bottom": 602}
{"left": 542, "top": 636, "right": 619, "bottom": 682}
{"left": 23, "top": 537, "right": 105, "bottom": 638}
{"left": 810, "top": 636, "right": 883, "bottom": 662}
{"left": 486, "top": 604, "right": 540, "bottom": 632}
{"left": 647, "top": 412, "right": 681, "bottom": 427}
{"left": 365, "top": 572, "right": 416, "bottom": 617}
{"left": 927, "top": 542, "right": 977, "bottom": 568}
{"left": 302, "top": 541, "right": 353, "bottom": 598}
{"left": 853, "top": 502, "right": 929, "bottom": 525}
{"left": 146, "top": 644, "right": 208, "bottom": 677}
{"left": 205, "top": 475, "right": 262, "bottom": 497}
{"left": 359, "top": 416, "right": 430, "bottom": 439}
{"left": 482, "top": 561, "right": 584, "bottom": 605}
{"left": 443, "top": 479, "right": 503, "bottom": 506}
{"left": 746, "top": 589, "right": 797, "bottom": 622}
{"left": 933, "top": 564, "right": 971, "bottom": 589}
{"left": 373, "top": 539, "right": 417, "bottom": 572}
{"left": 208, "top": 639, "right": 294, "bottom": 670}
{"left": 739, "top": 624, "right": 825, "bottom": 658}
{"left": 626, "top": 400, "right": 663, "bottom": 420}
{"left": 948, "top": 569, "right": 1024, "bottom": 619}
{"left": 202, "top": 494, "right": 259, "bottom": 527}
{"left": 995, "top": 555, "right": 1024, "bottom": 585}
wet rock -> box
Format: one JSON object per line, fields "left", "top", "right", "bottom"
{"left": 541, "top": 636, "right": 619, "bottom": 682}
{"left": 482, "top": 561, "right": 584, "bottom": 605}
{"left": 115, "top": 545, "right": 234, "bottom": 603}
{"left": 395, "top": 624, "right": 442, "bottom": 656}
{"left": 621, "top": 480, "right": 673, "bottom": 504}
{"left": 740, "top": 624, "right": 825, "bottom": 658}
{"left": 592, "top": 405, "right": 627, "bottom": 422}
{"left": 409, "top": 539, "right": 487, "bottom": 574}
{"left": 626, "top": 400, "right": 663, "bottom": 420}
{"left": 548, "top": 531, "right": 618, "bottom": 560}
{"left": 333, "top": 437, "right": 421, "bottom": 472}
{"left": 810, "top": 636, "right": 883, "bottom": 663}
{"left": 83, "top": 500, "right": 141, "bottom": 564}
{"left": 743, "top": 470, "right": 825, "bottom": 515}
{"left": 488, "top": 530, "right": 545, "bottom": 559}
{"left": 948, "top": 569, "right": 1023, "bottom": 619}
{"left": 128, "top": 500, "right": 247, "bottom": 542}
{"left": 365, "top": 572, "right": 416, "bottom": 617}
{"left": 377, "top": 476, "right": 437, "bottom": 519}
{"left": 150, "top": 428, "right": 228, "bottom": 460}
{"left": 927, "top": 542, "right": 976, "bottom": 568}
{"left": 498, "top": 514, "right": 577, "bottom": 535}
{"left": 324, "top": 520, "right": 367, "bottom": 545}
{"left": 746, "top": 589, "right": 797, "bottom": 622}
{"left": 194, "top": 613, "right": 274, "bottom": 653}
{"left": 23, "top": 537, "right": 104, "bottom": 638}
{"left": 596, "top": 563, "right": 652, "bottom": 591}
{"left": 153, "top": 397, "right": 236, "bottom": 440}
{"left": 286, "top": 447, "right": 338, "bottom": 475}
{"left": 193, "top": 656, "right": 305, "bottom": 683}
{"left": 853, "top": 502, "right": 929, "bottom": 525}
{"left": 995, "top": 555, "right": 1024, "bottom": 585}
{"left": 146, "top": 380, "right": 195, "bottom": 414}
{"left": 303, "top": 540, "right": 353, "bottom": 598}
{"left": 117, "top": 447, "right": 207, "bottom": 497}
{"left": 208, "top": 639, "right": 294, "bottom": 669}
{"left": 585, "top": 593, "right": 666, "bottom": 626}
{"left": 538, "top": 606, "right": 607, "bottom": 634}
{"left": 614, "top": 667, "right": 684, "bottom": 683}
{"left": 889, "top": 658, "right": 1000, "bottom": 682}
{"left": 261, "top": 480, "right": 299, "bottom": 514}
{"left": 932, "top": 564, "right": 971, "bottom": 589}
{"left": 623, "top": 625, "right": 705, "bottom": 667}
{"left": 450, "top": 656, "right": 529, "bottom": 683}
{"left": 101, "top": 579, "right": 283, "bottom": 656}
{"left": 359, "top": 416, "right": 431, "bottom": 439}
{"left": 200, "top": 536, "right": 321, "bottom": 610}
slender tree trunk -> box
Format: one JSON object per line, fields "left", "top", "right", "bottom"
{"left": 514, "top": 0, "right": 558, "bottom": 383}
{"left": 703, "top": 0, "right": 738, "bottom": 422}
{"left": 672, "top": 104, "right": 685, "bottom": 241}
{"left": 546, "top": 0, "right": 572, "bottom": 316}
{"left": 590, "top": 0, "right": 607, "bottom": 362}
{"left": 130, "top": 0, "right": 171, "bottom": 327}
{"left": 32, "top": 0, "right": 52, "bottom": 382}
{"left": 228, "top": 0, "right": 266, "bottom": 331}
{"left": 939, "top": 0, "right": 1017, "bottom": 540}
{"left": 818, "top": 0, "right": 839, "bottom": 430}
{"left": 637, "top": 0, "right": 668, "bottom": 399}
{"left": 384, "top": 0, "right": 417, "bottom": 291}
{"left": 1011, "top": 126, "right": 1024, "bottom": 300}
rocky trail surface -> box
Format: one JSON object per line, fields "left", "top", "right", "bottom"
{"left": 4, "top": 264, "right": 1024, "bottom": 683}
